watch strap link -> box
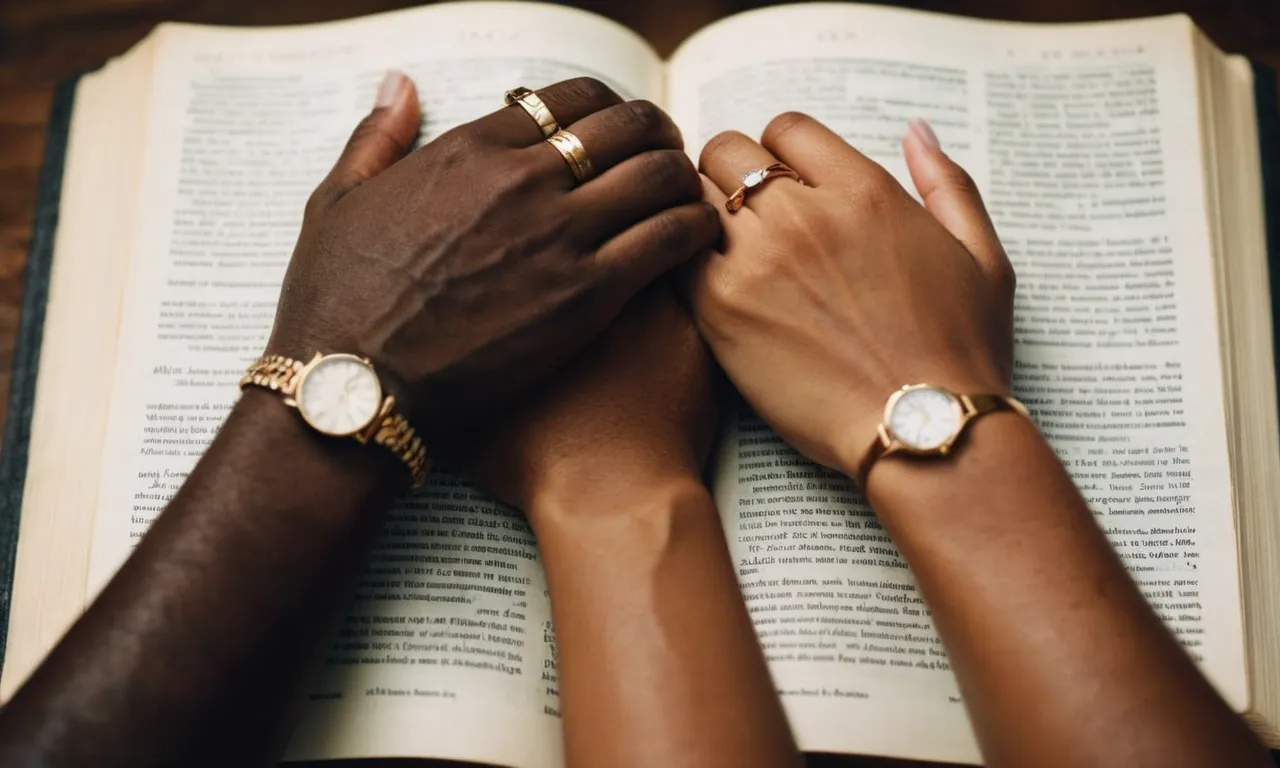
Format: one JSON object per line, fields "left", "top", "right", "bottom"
{"left": 240, "top": 354, "right": 304, "bottom": 395}
{"left": 855, "top": 391, "right": 1029, "bottom": 489}
{"left": 372, "top": 406, "right": 429, "bottom": 487}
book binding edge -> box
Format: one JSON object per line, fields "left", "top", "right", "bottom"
{"left": 1246, "top": 58, "right": 1279, "bottom": 759}
{"left": 1254, "top": 62, "right": 1280, "bottom": 395}
{"left": 0, "top": 74, "right": 82, "bottom": 677}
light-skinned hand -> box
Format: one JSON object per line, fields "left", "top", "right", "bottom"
{"left": 687, "top": 113, "right": 1014, "bottom": 485}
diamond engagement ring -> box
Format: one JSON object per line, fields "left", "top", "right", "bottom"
{"left": 726, "top": 163, "right": 803, "bottom": 213}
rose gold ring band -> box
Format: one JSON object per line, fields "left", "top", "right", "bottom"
{"left": 726, "top": 163, "right": 803, "bottom": 213}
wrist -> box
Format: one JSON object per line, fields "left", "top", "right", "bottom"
{"left": 260, "top": 339, "right": 427, "bottom": 433}
{"left": 527, "top": 470, "right": 713, "bottom": 544}
{"left": 829, "top": 376, "right": 1015, "bottom": 484}
{"left": 862, "top": 409, "right": 1042, "bottom": 519}
{"left": 230, "top": 386, "right": 407, "bottom": 494}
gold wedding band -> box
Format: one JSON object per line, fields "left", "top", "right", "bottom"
{"left": 504, "top": 86, "right": 560, "bottom": 139}
{"left": 546, "top": 130, "right": 596, "bottom": 184}
{"left": 726, "top": 163, "right": 803, "bottom": 213}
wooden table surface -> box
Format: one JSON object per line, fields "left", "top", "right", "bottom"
{"left": 0, "top": 0, "right": 1278, "bottom": 424}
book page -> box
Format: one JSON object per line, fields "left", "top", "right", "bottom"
{"left": 1, "top": 38, "right": 161, "bottom": 700}
{"left": 77, "top": 5, "right": 661, "bottom": 767}
{"left": 669, "top": 6, "right": 1247, "bottom": 763}
{"left": 1198, "top": 41, "right": 1280, "bottom": 742}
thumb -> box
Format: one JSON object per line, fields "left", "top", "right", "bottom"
{"left": 902, "top": 118, "right": 1012, "bottom": 294}
{"left": 309, "top": 70, "right": 421, "bottom": 213}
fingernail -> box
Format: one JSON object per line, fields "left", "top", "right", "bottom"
{"left": 375, "top": 70, "right": 408, "bottom": 109}
{"left": 909, "top": 118, "right": 941, "bottom": 150}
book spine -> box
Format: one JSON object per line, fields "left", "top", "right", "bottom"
{"left": 1253, "top": 63, "right": 1280, "bottom": 404}
{"left": 0, "top": 74, "right": 82, "bottom": 674}
{"left": 1248, "top": 59, "right": 1280, "bottom": 763}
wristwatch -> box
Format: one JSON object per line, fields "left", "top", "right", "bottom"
{"left": 855, "top": 383, "right": 1031, "bottom": 487}
{"left": 239, "top": 353, "right": 429, "bottom": 487}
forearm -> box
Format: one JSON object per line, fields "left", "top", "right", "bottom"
{"left": 531, "top": 475, "right": 801, "bottom": 768}
{"left": 865, "top": 414, "right": 1268, "bottom": 767}
{"left": 0, "top": 388, "right": 401, "bottom": 766}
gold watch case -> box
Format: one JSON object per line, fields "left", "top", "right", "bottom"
{"left": 879, "top": 383, "right": 967, "bottom": 457}
{"left": 855, "top": 384, "right": 1032, "bottom": 488}
{"left": 287, "top": 352, "right": 387, "bottom": 440}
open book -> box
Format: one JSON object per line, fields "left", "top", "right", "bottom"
{"left": 2, "top": 2, "right": 1278, "bottom": 765}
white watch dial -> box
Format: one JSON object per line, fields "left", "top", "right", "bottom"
{"left": 887, "top": 387, "right": 963, "bottom": 451}
{"left": 296, "top": 355, "right": 382, "bottom": 436}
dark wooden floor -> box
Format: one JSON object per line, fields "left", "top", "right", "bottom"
{"left": 0, "top": 0, "right": 1279, "bottom": 425}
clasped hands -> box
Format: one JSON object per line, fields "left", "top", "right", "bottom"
{"left": 268, "top": 74, "right": 1017, "bottom": 519}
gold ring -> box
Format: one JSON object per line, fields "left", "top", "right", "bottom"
{"left": 546, "top": 130, "right": 596, "bottom": 184}
{"left": 726, "top": 163, "right": 803, "bottom": 213}
{"left": 504, "top": 86, "right": 559, "bottom": 139}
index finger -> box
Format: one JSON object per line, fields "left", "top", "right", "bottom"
{"left": 476, "top": 77, "right": 625, "bottom": 146}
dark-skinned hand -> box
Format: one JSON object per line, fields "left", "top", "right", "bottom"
{"left": 267, "top": 72, "right": 720, "bottom": 439}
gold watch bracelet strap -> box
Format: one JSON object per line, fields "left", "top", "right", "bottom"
{"left": 372, "top": 407, "right": 430, "bottom": 488}
{"left": 240, "top": 354, "right": 429, "bottom": 487}
{"left": 240, "top": 354, "right": 304, "bottom": 392}
{"left": 854, "top": 393, "right": 1029, "bottom": 490}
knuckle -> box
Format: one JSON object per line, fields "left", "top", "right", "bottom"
{"left": 846, "top": 167, "right": 904, "bottom": 214}
{"left": 649, "top": 209, "right": 690, "bottom": 249}
{"left": 941, "top": 163, "right": 981, "bottom": 198}
{"left": 635, "top": 204, "right": 718, "bottom": 263}
{"left": 696, "top": 263, "right": 731, "bottom": 305}
{"left": 344, "top": 114, "right": 409, "bottom": 163}
{"left": 761, "top": 111, "right": 813, "bottom": 144}
{"left": 698, "top": 252, "right": 770, "bottom": 312}
{"left": 774, "top": 216, "right": 831, "bottom": 258}
{"left": 557, "top": 77, "right": 619, "bottom": 107}
{"left": 430, "top": 126, "right": 478, "bottom": 164}
{"left": 772, "top": 211, "right": 811, "bottom": 241}
{"left": 561, "top": 277, "right": 616, "bottom": 326}
{"left": 705, "top": 268, "right": 758, "bottom": 319}
{"left": 671, "top": 204, "right": 722, "bottom": 257}
{"left": 641, "top": 150, "right": 700, "bottom": 196}
{"left": 497, "top": 156, "right": 547, "bottom": 197}
{"left": 346, "top": 114, "right": 381, "bottom": 147}
{"left": 622, "top": 99, "right": 669, "bottom": 137}
{"left": 694, "top": 201, "right": 722, "bottom": 239}
{"left": 511, "top": 159, "right": 544, "bottom": 190}
{"left": 699, "top": 130, "right": 751, "bottom": 168}
{"left": 303, "top": 186, "right": 331, "bottom": 219}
